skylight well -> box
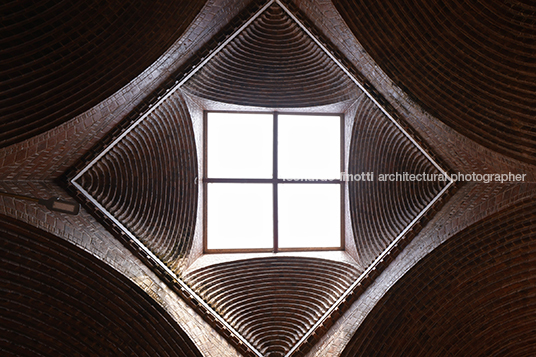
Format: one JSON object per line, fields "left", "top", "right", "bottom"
{"left": 67, "top": 1, "right": 455, "bottom": 355}
{"left": 204, "top": 112, "right": 343, "bottom": 252}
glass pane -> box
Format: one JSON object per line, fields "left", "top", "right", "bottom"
{"left": 278, "top": 184, "right": 340, "bottom": 248}
{"left": 278, "top": 114, "right": 340, "bottom": 180}
{"left": 207, "top": 112, "right": 273, "bottom": 178}
{"left": 207, "top": 183, "right": 273, "bottom": 250}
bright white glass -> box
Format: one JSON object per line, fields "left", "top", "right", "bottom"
{"left": 278, "top": 184, "right": 341, "bottom": 248}
{"left": 207, "top": 183, "right": 273, "bottom": 250}
{"left": 207, "top": 112, "right": 272, "bottom": 178}
{"left": 278, "top": 115, "right": 340, "bottom": 180}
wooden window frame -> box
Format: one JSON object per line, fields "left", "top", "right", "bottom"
{"left": 203, "top": 111, "right": 345, "bottom": 254}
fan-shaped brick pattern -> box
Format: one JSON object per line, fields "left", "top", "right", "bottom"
{"left": 341, "top": 198, "right": 536, "bottom": 357}
{"left": 0, "top": 215, "right": 203, "bottom": 357}
{"left": 182, "top": 3, "right": 360, "bottom": 108}
{"left": 348, "top": 95, "right": 446, "bottom": 268}
{"left": 77, "top": 93, "right": 197, "bottom": 272}
{"left": 0, "top": 0, "right": 206, "bottom": 147}
{"left": 184, "top": 257, "right": 362, "bottom": 357}
{"left": 334, "top": 0, "right": 536, "bottom": 164}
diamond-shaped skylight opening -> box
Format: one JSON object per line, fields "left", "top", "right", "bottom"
{"left": 69, "top": 1, "right": 454, "bottom": 356}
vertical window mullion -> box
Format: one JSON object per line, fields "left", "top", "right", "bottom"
{"left": 273, "top": 112, "right": 279, "bottom": 253}
{"left": 203, "top": 111, "right": 208, "bottom": 253}
{"left": 340, "top": 114, "right": 345, "bottom": 249}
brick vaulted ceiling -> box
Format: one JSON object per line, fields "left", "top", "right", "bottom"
{"left": 75, "top": 92, "right": 198, "bottom": 273}
{"left": 0, "top": 0, "right": 207, "bottom": 148}
{"left": 1, "top": 1, "right": 536, "bottom": 357}
{"left": 184, "top": 257, "right": 362, "bottom": 356}
{"left": 340, "top": 198, "right": 536, "bottom": 357}
{"left": 332, "top": 0, "right": 536, "bottom": 165}
{"left": 181, "top": 3, "right": 360, "bottom": 107}
{"left": 66, "top": 2, "right": 450, "bottom": 355}
{"left": 0, "top": 215, "right": 203, "bottom": 357}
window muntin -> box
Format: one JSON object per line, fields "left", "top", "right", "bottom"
{"left": 204, "top": 111, "right": 343, "bottom": 253}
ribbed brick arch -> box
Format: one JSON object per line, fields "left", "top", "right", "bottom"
{"left": 182, "top": 2, "right": 360, "bottom": 107}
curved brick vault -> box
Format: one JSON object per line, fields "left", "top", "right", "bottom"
{"left": 341, "top": 198, "right": 536, "bottom": 357}
{"left": 76, "top": 92, "right": 198, "bottom": 273}
{"left": 184, "top": 257, "right": 362, "bottom": 356}
{"left": 0, "top": 215, "right": 203, "bottom": 357}
{"left": 348, "top": 94, "right": 446, "bottom": 268}
{"left": 67, "top": 1, "right": 451, "bottom": 356}
{"left": 182, "top": 3, "right": 360, "bottom": 107}
{"left": 333, "top": 0, "right": 536, "bottom": 165}
{"left": 1, "top": 0, "right": 535, "bottom": 356}
{"left": 0, "top": 0, "right": 206, "bottom": 148}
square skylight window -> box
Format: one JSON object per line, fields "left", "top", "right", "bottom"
{"left": 206, "top": 183, "right": 273, "bottom": 250}
{"left": 278, "top": 184, "right": 341, "bottom": 249}
{"left": 278, "top": 114, "right": 341, "bottom": 180}
{"left": 207, "top": 113, "right": 273, "bottom": 179}
{"left": 205, "top": 112, "right": 343, "bottom": 252}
